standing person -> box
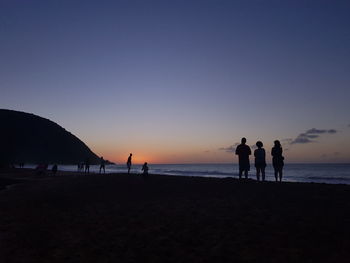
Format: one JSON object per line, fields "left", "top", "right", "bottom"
{"left": 235, "top": 138, "right": 252, "bottom": 179}
{"left": 254, "top": 141, "right": 266, "bottom": 181}
{"left": 271, "top": 140, "right": 284, "bottom": 182}
{"left": 141, "top": 162, "right": 149, "bottom": 176}
{"left": 52, "top": 164, "right": 58, "bottom": 176}
{"left": 99, "top": 156, "right": 105, "bottom": 174}
{"left": 85, "top": 158, "right": 90, "bottom": 174}
{"left": 126, "top": 153, "right": 132, "bottom": 174}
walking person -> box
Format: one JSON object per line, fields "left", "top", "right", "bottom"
{"left": 141, "top": 162, "right": 149, "bottom": 177}
{"left": 85, "top": 158, "right": 90, "bottom": 174}
{"left": 271, "top": 140, "right": 284, "bottom": 182}
{"left": 126, "top": 153, "right": 132, "bottom": 174}
{"left": 99, "top": 156, "right": 105, "bottom": 174}
{"left": 254, "top": 141, "right": 266, "bottom": 181}
{"left": 52, "top": 164, "right": 58, "bottom": 176}
{"left": 235, "top": 137, "right": 252, "bottom": 179}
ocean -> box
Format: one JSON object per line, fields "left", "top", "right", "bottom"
{"left": 32, "top": 163, "right": 350, "bottom": 185}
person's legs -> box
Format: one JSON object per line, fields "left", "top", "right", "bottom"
{"left": 256, "top": 167, "right": 260, "bottom": 181}
{"left": 261, "top": 167, "right": 266, "bottom": 181}
{"left": 274, "top": 168, "right": 278, "bottom": 182}
{"left": 279, "top": 168, "right": 283, "bottom": 182}
{"left": 244, "top": 169, "right": 248, "bottom": 179}
{"left": 238, "top": 168, "right": 242, "bottom": 179}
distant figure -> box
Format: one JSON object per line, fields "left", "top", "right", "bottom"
{"left": 85, "top": 158, "right": 90, "bottom": 174}
{"left": 142, "top": 162, "right": 149, "bottom": 176}
{"left": 99, "top": 156, "right": 105, "bottom": 174}
{"left": 254, "top": 141, "right": 266, "bottom": 181}
{"left": 78, "top": 162, "right": 84, "bottom": 172}
{"left": 52, "top": 164, "right": 58, "bottom": 176}
{"left": 126, "top": 153, "right": 132, "bottom": 174}
{"left": 235, "top": 138, "right": 252, "bottom": 179}
{"left": 271, "top": 140, "right": 284, "bottom": 182}
{"left": 19, "top": 162, "right": 24, "bottom": 168}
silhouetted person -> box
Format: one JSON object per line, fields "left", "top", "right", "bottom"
{"left": 254, "top": 141, "right": 266, "bottom": 181}
{"left": 271, "top": 140, "right": 284, "bottom": 182}
{"left": 99, "top": 156, "right": 105, "bottom": 174}
{"left": 235, "top": 138, "right": 251, "bottom": 179}
{"left": 142, "top": 162, "right": 149, "bottom": 176}
{"left": 85, "top": 158, "right": 90, "bottom": 174}
{"left": 52, "top": 164, "right": 58, "bottom": 176}
{"left": 127, "top": 153, "right": 132, "bottom": 174}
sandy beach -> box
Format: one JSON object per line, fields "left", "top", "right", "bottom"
{"left": 1, "top": 168, "right": 350, "bottom": 263}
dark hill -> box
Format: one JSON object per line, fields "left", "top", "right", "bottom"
{"left": 0, "top": 109, "right": 101, "bottom": 165}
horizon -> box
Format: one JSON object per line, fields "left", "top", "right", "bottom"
{"left": 1, "top": 1, "right": 350, "bottom": 164}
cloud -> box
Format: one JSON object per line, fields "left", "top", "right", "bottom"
{"left": 291, "top": 136, "right": 314, "bottom": 144}
{"left": 306, "top": 128, "right": 337, "bottom": 134}
{"left": 298, "top": 133, "right": 319, "bottom": 139}
{"left": 306, "top": 128, "right": 327, "bottom": 134}
{"left": 290, "top": 128, "right": 337, "bottom": 144}
{"left": 219, "top": 143, "right": 239, "bottom": 153}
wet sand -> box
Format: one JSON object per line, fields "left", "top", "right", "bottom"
{"left": 1, "top": 168, "right": 350, "bottom": 263}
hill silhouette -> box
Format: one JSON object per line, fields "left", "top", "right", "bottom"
{"left": 0, "top": 109, "right": 101, "bottom": 166}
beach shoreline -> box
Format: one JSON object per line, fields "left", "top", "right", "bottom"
{"left": 1, "top": 168, "right": 350, "bottom": 262}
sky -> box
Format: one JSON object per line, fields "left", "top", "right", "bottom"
{"left": 1, "top": 0, "right": 350, "bottom": 164}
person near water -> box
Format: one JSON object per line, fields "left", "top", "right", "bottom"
{"left": 99, "top": 156, "right": 105, "bottom": 174}
{"left": 52, "top": 164, "right": 58, "bottom": 176}
{"left": 142, "top": 162, "right": 149, "bottom": 176}
{"left": 127, "top": 153, "right": 132, "bottom": 174}
{"left": 254, "top": 141, "right": 266, "bottom": 181}
{"left": 271, "top": 140, "right": 284, "bottom": 182}
{"left": 85, "top": 158, "right": 90, "bottom": 174}
{"left": 235, "top": 137, "right": 252, "bottom": 179}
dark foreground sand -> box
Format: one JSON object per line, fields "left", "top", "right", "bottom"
{"left": 1, "top": 168, "right": 350, "bottom": 263}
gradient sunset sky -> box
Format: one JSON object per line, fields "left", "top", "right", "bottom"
{"left": 1, "top": 0, "right": 350, "bottom": 164}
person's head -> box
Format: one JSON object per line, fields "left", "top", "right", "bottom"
{"left": 256, "top": 141, "right": 263, "bottom": 148}
{"left": 101, "top": 156, "right": 103, "bottom": 159}
{"left": 241, "top": 137, "right": 247, "bottom": 144}
{"left": 144, "top": 162, "right": 147, "bottom": 165}
{"left": 274, "top": 140, "right": 281, "bottom": 148}
{"left": 130, "top": 153, "right": 132, "bottom": 156}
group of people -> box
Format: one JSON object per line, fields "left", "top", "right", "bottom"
{"left": 126, "top": 153, "right": 149, "bottom": 176}
{"left": 77, "top": 140, "right": 284, "bottom": 181}
{"left": 78, "top": 157, "right": 106, "bottom": 174}
{"left": 235, "top": 138, "right": 284, "bottom": 182}
{"left": 77, "top": 154, "right": 149, "bottom": 176}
